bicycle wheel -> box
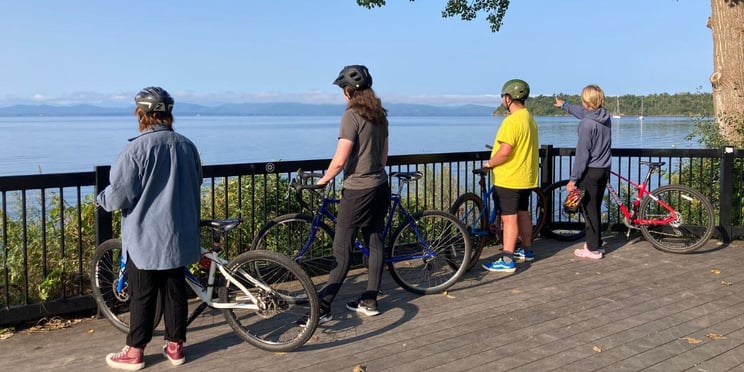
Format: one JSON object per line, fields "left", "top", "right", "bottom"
{"left": 251, "top": 213, "right": 335, "bottom": 289}
{"left": 90, "top": 239, "right": 163, "bottom": 333}
{"left": 448, "top": 192, "right": 486, "bottom": 271}
{"left": 387, "top": 210, "right": 472, "bottom": 295}
{"left": 219, "top": 249, "right": 319, "bottom": 352}
{"left": 638, "top": 184, "right": 715, "bottom": 253}
{"left": 529, "top": 187, "right": 548, "bottom": 240}
{"left": 541, "top": 180, "right": 586, "bottom": 241}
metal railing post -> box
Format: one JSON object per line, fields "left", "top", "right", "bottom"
{"left": 94, "top": 165, "right": 113, "bottom": 247}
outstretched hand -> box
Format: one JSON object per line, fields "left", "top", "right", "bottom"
{"left": 553, "top": 96, "right": 564, "bottom": 108}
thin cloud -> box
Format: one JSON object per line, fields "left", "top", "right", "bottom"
{"left": 0, "top": 91, "right": 503, "bottom": 107}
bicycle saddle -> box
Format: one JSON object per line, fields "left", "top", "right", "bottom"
{"left": 392, "top": 172, "right": 423, "bottom": 181}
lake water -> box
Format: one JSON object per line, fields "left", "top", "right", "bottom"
{"left": 0, "top": 115, "right": 703, "bottom": 176}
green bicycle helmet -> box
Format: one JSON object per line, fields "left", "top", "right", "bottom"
{"left": 501, "top": 79, "right": 530, "bottom": 100}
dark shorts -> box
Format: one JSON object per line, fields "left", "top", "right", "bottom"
{"left": 493, "top": 186, "right": 531, "bottom": 215}
{"left": 336, "top": 182, "right": 390, "bottom": 230}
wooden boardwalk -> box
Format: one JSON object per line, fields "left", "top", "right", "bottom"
{"left": 1, "top": 234, "right": 743, "bottom": 372}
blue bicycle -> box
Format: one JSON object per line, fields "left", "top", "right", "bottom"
{"left": 448, "top": 167, "right": 547, "bottom": 271}
{"left": 251, "top": 169, "right": 472, "bottom": 295}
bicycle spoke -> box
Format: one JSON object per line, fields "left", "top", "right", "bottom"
{"left": 388, "top": 211, "right": 471, "bottom": 295}
{"left": 220, "top": 250, "right": 319, "bottom": 352}
{"left": 448, "top": 193, "right": 486, "bottom": 271}
{"left": 251, "top": 215, "right": 335, "bottom": 291}
{"left": 639, "top": 184, "right": 715, "bottom": 253}
{"left": 541, "top": 180, "right": 586, "bottom": 241}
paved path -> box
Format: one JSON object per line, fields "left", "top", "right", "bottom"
{"left": 1, "top": 234, "right": 742, "bottom": 372}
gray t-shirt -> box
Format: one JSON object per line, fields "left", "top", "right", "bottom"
{"left": 338, "top": 109, "right": 388, "bottom": 190}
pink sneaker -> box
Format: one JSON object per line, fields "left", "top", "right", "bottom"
{"left": 162, "top": 340, "right": 186, "bottom": 366}
{"left": 106, "top": 345, "right": 145, "bottom": 371}
{"left": 584, "top": 243, "right": 605, "bottom": 255}
{"left": 574, "top": 247, "right": 603, "bottom": 260}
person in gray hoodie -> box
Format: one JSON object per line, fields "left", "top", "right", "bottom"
{"left": 554, "top": 85, "right": 612, "bottom": 259}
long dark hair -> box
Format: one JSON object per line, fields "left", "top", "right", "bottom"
{"left": 344, "top": 86, "right": 387, "bottom": 124}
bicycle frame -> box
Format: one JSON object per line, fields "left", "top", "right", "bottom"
{"left": 295, "top": 175, "right": 439, "bottom": 264}
{"left": 468, "top": 173, "right": 500, "bottom": 237}
{"left": 112, "top": 247, "right": 266, "bottom": 322}
{"left": 605, "top": 166, "right": 678, "bottom": 228}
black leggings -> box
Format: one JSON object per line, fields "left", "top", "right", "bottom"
{"left": 578, "top": 167, "right": 610, "bottom": 251}
{"left": 318, "top": 183, "right": 390, "bottom": 308}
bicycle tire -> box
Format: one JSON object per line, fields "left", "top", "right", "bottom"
{"left": 387, "top": 210, "right": 472, "bottom": 295}
{"left": 540, "top": 180, "right": 586, "bottom": 241}
{"left": 448, "top": 192, "right": 487, "bottom": 271}
{"left": 90, "top": 239, "right": 163, "bottom": 334}
{"left": 530, "top": 187, "right": 548, "bottom": 240}
{"left": 251, "top": 213, "right": 335, "bottom": 289}
{"left": 219, "top": 249, "right": 319, "bottom": 352}
{"left": 638, "top": 184, "right": 715, "bottom": 253}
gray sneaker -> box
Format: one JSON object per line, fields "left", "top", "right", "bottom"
{"left": 346, "top": 298, "right": 380, "bottom": 316}
{"left": 298, "top": 308, "right": 332, "bottom": 328}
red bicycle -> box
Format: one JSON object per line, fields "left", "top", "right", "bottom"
{"left": 541, "top": 160, "right": 715, "bottom": 253}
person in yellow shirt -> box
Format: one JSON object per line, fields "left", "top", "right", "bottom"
{"left": 482, "top": 79, "right": 539, "bottom": 273}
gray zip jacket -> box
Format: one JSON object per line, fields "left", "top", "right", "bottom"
{"left": 563, "top": 103, "right": 612, "bottom": 182}
{"left": 96, "top": 125, "right": 203, "bottom": 270}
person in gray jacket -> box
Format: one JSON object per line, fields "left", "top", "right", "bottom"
{"left": 554, "top": 85, "right": 612, "bottom": 260}
{"left": 97, "top": 87, "right": 203, "bottom": 370}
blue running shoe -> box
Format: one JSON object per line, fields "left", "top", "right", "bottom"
{"left": 482, "top": 258, "right": 516, "bottom": 273}
{"left": 514, "top": 248, "right": 534, "bottom": 262}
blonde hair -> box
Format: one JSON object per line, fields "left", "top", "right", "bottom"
{"left": 134, "top": 107, "right": 174, "bottom": 132}
{"left": 581, "top": 85, "right": 605, "bottom": 110}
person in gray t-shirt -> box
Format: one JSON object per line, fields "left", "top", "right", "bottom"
{"left": 313, "top": 65, "right": 390, "bottom": 323}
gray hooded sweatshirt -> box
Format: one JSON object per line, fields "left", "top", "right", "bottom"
{"left": 562, "top": 103, "right": 612, "bottom": 182}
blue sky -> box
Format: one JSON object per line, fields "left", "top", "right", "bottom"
{"left": 0, "top": 1, "right": 712, "bottom": 106}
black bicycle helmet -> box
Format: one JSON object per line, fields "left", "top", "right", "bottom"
{"left": 135, "top": 86, "right": 174, "bottom": 113}
{"left": 332, "top": 65, "right": 372, "bottom": 91}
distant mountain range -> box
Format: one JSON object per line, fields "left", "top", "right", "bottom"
{"left": 0, "top": 102, "right": 496, "bottom": 117}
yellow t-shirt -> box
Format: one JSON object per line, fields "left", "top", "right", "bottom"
{"left": 490, "top": 108, "right": 539, "bottom": 189}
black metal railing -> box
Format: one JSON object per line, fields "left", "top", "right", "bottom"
{"left": 1, "top": 146, "right": 741, "bottom": 326}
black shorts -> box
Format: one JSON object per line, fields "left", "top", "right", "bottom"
{"left": 493, "top": 186, "right": 531, "bottom": 215}
{"left": 336, "top": 182, "right": 390, "bottom": 230}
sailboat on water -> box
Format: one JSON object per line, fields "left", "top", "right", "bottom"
{"left": 612, "top": 96, "right": 621, "bottom": 119}
{"left": 638, "top": 97, "right": 644, "bottom": 121}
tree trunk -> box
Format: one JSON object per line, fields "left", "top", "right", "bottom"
{"left": 708, "top": 0, "right": 744, "bottom": 145}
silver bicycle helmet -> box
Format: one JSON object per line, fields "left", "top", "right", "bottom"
{"left": 135, "top": 87, "right": 174, "bottom": 113}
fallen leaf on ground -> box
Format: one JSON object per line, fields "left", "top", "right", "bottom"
{"left": 592, "top": 346, "right": 602, "bottom": 352}
{"left": 0, "top": 327, "right": 15, "bottom": 340}
{"left": 682, "top": 336, "right": 702, "bottom": 344}
{"left": 87, "top": 329, "right": 95, "bottom": 334}
{"left": 352, "top": 364, "right": 367, "bottom": 372}
{"left": 711, "top": 269, "right": 721, "bottom": 274}
{"left": 721, "top": 281, "right": 733, "bottom": 286}
{"left": 28, "top": 317, "right": 83, "bottom": 332}
{"left": 706, "top": 333, "right": 726, "bottom": 340}
{"left": 511, "top": 289, "right": 522, "bottom": 294}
